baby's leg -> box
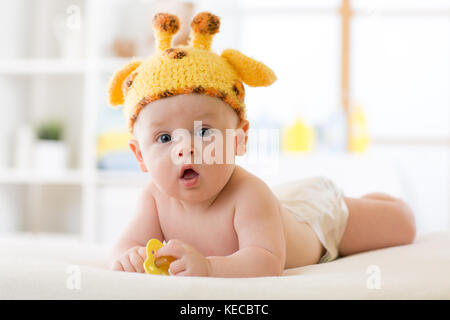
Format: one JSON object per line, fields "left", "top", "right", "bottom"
{"left": 338, "top": 193, "right": 416, "bottom": 257}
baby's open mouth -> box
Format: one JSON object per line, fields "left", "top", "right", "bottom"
{"left": 181, "top": 168, "right": 198, "bottom": 180}
{"left": 179, "top": 166, "right": 200, "bottom": 187}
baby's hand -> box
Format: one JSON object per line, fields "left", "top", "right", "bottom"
{"left": 110, "top": 246, "right": 147, "bottom": 273}
{"left": 155, "top": 239, "right": 210, "bottom": 277}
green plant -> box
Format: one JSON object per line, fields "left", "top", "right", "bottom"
{"left": 36, "top": 120, "right": 64, "bottom": 141}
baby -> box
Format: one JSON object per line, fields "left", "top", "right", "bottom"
{"left": 107, "top": 12, "right": 416, "bottom": 277}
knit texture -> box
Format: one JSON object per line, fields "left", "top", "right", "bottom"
{"left": 107, "top": 12, "right": 277, "bottom": 135}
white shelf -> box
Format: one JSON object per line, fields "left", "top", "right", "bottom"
{"left": 0, "top": 168, "right": 84, "bottom": 185}
{"left": 0, "top": 57, "right": 133, "bottom": 75}
{"left": 0, "top": 59, "right": 85, "bottom": 74}
{"left": 98, "top": 57, "right": 137, "bottom": 74}
{"left": 0, "top": 168, "right": 148, "bottom": 186}
{"left": 96, "top": 170, "right": 147, "bottom": 186}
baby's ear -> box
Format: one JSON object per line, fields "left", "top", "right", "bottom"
{"left": 107, "top": 60, "right": 142, "bottom": 106}
{"left": 129, "top": 138, "right": 148, "bottom": 173}
{"left": 221, "top": 49, "right": 277, "bottom": 87}
{"left": 235, "top": 119, "right": 249, "bottom": 156}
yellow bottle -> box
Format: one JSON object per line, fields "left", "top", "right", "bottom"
{"left": 348, "top": 105, "right": 370, "bottom": 152}
{"left": 97, "top": 130, "right": 133, "bottom": 159}
{"left": 282, "top": 117, "right": 315, "bottom": 152}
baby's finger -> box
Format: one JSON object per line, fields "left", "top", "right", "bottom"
{"left": 130, "top": 251, "right": 145, "bottom": 273}
{"left": 166, "top": 239, "right": 183, "bottom": 246}
{"left": 121, "top": 256, "right": 136, "bottom": 273}
{"left": 137, "top": 247, "right": 147, "bottom": 260}
{"left": 174, "top": 270, "right": 190, "bottom": 277}
{"left": 155, "top": 242, "right": 185, "bottom": 259}
{"left": 111, "top": 260, "right": 124, "bottom": 272}
{"left": 168, "top": 259, "right": 186, "bottom": 276}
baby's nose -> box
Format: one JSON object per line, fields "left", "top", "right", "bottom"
{"left": 177, "top": 145, "right": 194, "bottom": 158}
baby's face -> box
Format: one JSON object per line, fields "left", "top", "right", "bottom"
{"left": 129, "top": 94, "right": 249, "bottom": 203}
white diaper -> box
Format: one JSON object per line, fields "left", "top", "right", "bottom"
{"left": 271, "top": 176, "right": 349, "bottom": 264}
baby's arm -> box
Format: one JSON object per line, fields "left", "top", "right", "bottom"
{"left": 110, "top": 183, "right": 164, "bottom": 271}
{"left": 206, "top": 180, "right": 286, "bottom": 277}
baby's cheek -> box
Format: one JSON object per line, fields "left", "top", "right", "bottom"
{"left": 223, "top": 136, "right": 238, "bottom": 164}
{"left": 201, "top": 140, "right": 218, "bottom": 163}
{"left": 151, "top": 156, "right": 166, "bottom": 172}
{"left": 202, "top": 138, "right": 235, "bottom": 164}
{"left": 140, "top": 149, "right": 153, "bottom": 169}
{"left": 144, "top": 149, "right": 168, "bottom": 175}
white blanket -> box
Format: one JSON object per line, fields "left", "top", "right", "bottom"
{"left": 1, "top": 231, "right": 449, "bottom": 299}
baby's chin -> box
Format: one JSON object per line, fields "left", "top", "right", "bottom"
{"left": 177, "top": 190, "right": 217, "bottom": 204}
{"left": 164, "top": 184, "right": 221, "bottom": 204}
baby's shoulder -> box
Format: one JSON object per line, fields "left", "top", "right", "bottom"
{"left": 229, "top": 166, "right": 281, "bottom": 222}
{"left": 230, "top": 166, "right": 276, "bottom": 202}
{"left": 139, "top": 180, "right": 158, "bottom": 201}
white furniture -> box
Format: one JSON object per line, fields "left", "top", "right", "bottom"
{"left": 0, "top": 0, "right": 140, "bottom": 241}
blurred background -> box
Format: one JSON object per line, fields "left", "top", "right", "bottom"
{"left": 0, "top": 0, "right": 448, "bottom": 244}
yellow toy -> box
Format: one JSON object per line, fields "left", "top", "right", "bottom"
{"left": 143, "top": 238, "right": 175, "bottom": 275}
{"left": 107, "top": 11, "right": 277, "bottom": 136}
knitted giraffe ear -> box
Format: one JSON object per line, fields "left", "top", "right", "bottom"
{"left": 107, "top": 60, "right": 142, "bottom": 106}
{"left": 221, "top": 49, "right": 277, "bottom": 87}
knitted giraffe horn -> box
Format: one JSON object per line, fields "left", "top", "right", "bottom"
{"left": 189, "top": 12, "right": 220, "bottom": 50}
{"left": 153, "top": 13, "right": 180, "bottom": 52}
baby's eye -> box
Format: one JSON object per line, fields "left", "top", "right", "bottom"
{"left": 157, "top": 133, "right": 172, "bottom": 143}
{"left": 196, "top": 127, "right": 211, "bottom": 138}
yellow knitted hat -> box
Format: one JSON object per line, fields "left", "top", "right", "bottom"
{"left": 107, "top": 12, "right": 277, "bottom": 135}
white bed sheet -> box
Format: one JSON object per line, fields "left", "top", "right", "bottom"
{"left": 0, "top": 231, "right": 449, "bottom": 299}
